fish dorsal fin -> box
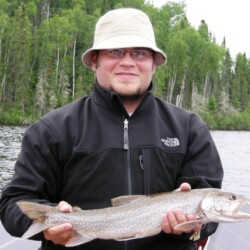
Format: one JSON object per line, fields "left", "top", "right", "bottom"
{"left": 111, "top": 195, "right": 146, "bottom": 207}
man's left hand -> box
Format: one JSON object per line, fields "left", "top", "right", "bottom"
{"left": 161, "top": 183, "right": 202, "bottom": 235}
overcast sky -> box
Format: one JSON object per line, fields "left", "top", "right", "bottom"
{"left": 151, "top": 0, "right": 250, "bottom": 58}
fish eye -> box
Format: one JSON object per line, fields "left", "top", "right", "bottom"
{"left": 230, "top": 194, "right": 237, "bottom": 200}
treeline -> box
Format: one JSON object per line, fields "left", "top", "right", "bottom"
{"left": 0, "top": 0, "right": 250, "bottom": 129}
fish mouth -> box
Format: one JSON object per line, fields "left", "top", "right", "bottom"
{"left": 230, "top": 201, "right": 250, "bottom": 220}
{"left": 237, "top": 202, "right": 250, "bottom": 218}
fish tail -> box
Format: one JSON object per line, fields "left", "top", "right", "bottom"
{"left": 17, "top": 201, "right": 53, "bottom": 239}
{"left": 22, "top": 222, "right": 51, "bottom": 239}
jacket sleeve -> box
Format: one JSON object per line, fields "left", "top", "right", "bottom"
{"left": 0, "top": 120, "right": 65, "bottom": 239}
{"left": 176, "top": 113, "right": 224, "bottom": 241}
{"left": 177, "top": 114, "right": 223, "bottom": 189}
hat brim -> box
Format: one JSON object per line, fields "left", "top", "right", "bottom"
{"left": 82, "top": 35, "right": 166, "bottom": 68}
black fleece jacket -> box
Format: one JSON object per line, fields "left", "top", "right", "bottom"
{"left": 0, "top": 83, "right": 223, "bottom": 250}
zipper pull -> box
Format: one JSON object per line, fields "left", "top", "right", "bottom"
{"left": 139, "top": 155, "right": 144, "bottom": 170}
{"left": 123, "top": 119, "right": 129, "bottom": 150}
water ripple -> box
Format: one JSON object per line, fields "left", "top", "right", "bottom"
{"left": 0, "top": 126, "right": 26, "bottom": 194}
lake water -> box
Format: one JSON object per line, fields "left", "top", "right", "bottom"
{"left": 0, "top": 126, "right": 250, "bottom": 197}
{"left": 0, "top": 126, "right": 25, "bottom": 195}
{"left": 0, "top": 126, "right": 250, "bottom": 250}
{"left": 211, "top": 130, "right": 250, "bottom": 197}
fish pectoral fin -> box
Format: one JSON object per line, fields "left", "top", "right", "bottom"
{"left": 65, "top": 232, "right": 95, "bottom": 247}
{"left": 174, "top": 220, "right": 208, "bottom": 241}
{"left": 174, "top": 218, "right": 207, "bottom": 231}
{"left": 111, "top": 195, "right": 146, "bottom": 206}
{"left": 115, "top": 235, "right": 138, "bottom": 241}
{"left": 115, "top": 227, "right": 162, "bottom": 241}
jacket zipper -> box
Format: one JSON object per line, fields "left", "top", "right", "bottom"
{"left": 123, "top": 118, "right": 132, "bottom": 195}
{"left": 123, "top": 119, "right": 129, "bottom": 150}
{"left": 123, "top": 118, "right": 131, "bottom": 250}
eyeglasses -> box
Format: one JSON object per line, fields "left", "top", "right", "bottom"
{"left": 105, "top": 48, "right": 153, "bottom": 61}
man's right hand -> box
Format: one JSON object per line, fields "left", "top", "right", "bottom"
{"left": 43, "top": 201, "right": 75, "bottom": 246}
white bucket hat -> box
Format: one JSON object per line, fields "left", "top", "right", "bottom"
{"left": 82, "top": 8, "right": 166, "bottom": 68}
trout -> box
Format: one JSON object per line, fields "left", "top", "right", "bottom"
{"left": 17, "top": 188, "right": 250, "bottom": 247}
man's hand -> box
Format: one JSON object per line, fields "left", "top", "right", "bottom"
{"left": 43, "top": 201, "right": 75, "bottom": 245}
{"left": 162, "top": 183, "right": 202, "bottom": 235}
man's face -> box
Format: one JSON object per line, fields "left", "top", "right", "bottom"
{"left": 90, "top": 48, "right": 156, "bottom": 99}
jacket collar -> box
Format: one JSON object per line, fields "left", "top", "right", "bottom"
{"left": 92, "top": 82, "right": 154, "bottom": 117}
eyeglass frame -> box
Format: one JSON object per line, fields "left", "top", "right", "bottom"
{"left": 100, "top": 48, "right": 154, "bottom": 61}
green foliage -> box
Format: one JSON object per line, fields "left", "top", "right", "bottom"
{"left": 0, "top": 0, "right": 250, "bottom": 130}
{"left": 201, "top": 109, "right": 250, "bottom": 130}
{"left": 200, "top": 112, "right": 218, "bottom": 130}
{"left": 0, "top": 106, "right": 37, "bottom": 125}
{"left": 207, "top": 96, "right": 217, "bottom": 113}
{"left": 217, "top": 111, "right": 250, "bottom": 130}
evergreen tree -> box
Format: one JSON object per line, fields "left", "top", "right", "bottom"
{"left": 232, "top": 53, "right": 250, "bottom": 110}
{"left": 0, "top": 0, "right": 249, "bottom": 128}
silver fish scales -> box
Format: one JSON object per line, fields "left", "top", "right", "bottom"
{"left": 17, "top": 188, "right": 250, "bottom": 247}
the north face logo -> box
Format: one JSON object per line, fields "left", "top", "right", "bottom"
{"left": 161, "top": 137, "right": 180, "bottom": 147}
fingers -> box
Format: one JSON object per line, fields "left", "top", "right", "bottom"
{"left": 162, "top": 210, "right": 202, "bottom": 235}
{"left": 163, "top": 184, "right": 202, "bottom": 236}
{"left": 174, "top": 183, "right": 191, "bottom": 192}
{"left": 58, "top": 201, "right": 73, "bottom": 212}
{"left": 187, "top": 214, "right": 202, "bottom": 232}
{"left": 43, "top": 201, "right": 74, "bottom": 245}
{"left": 44, "top": 223, "right": 74, "bottom": 245}
{"left": 179, "top": 183, "right": 191, "bottom": 192}
{"left": 162, "top": 209, "right": 188, "bottom": 235}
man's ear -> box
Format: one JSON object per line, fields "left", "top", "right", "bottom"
{"left": 152, "top": 63, "right": 157, "bottom": 74}
{"left": 90, "top": 51, "right": 98, "bottom": 71}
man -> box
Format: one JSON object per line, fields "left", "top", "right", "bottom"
{"left": 0, "top": 8, "right": 223, "bottom": 250}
